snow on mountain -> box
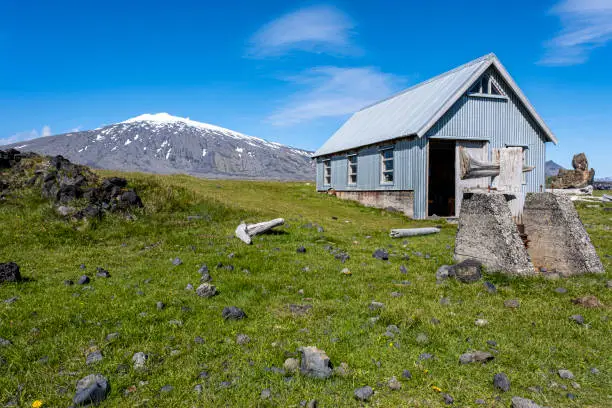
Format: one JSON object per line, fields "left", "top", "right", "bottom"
{"left": 2, "top": 113, "right": 314, "bottom": 180}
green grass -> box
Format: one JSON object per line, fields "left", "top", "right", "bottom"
{"left": 0, "top": 171, "right": 610, "bottom": 407}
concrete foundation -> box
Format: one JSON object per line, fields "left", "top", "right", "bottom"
{"left": 523, "top": 192, "right": 603, "bottom": 276}
{"left": 334, "top": 190, "right": 414, "bottom": 217}
{"left": 454, "top": 192, "right": 535, "bottom": 275}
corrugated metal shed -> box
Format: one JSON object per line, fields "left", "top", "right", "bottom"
{"left": 314, "top": 53, "right": 556, "bottom": 157}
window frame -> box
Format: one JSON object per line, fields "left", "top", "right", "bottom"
{"left": 468, "top": 75, "right": 507, "bottom": 99}
{"left": 379, "top": 146, "right": 394, "bottom": 185}
{"left": 323, "top": 159, "right": 332, "bottom": 186}
{"left": 347, "top": 153, "right": 358, "bottom": 185}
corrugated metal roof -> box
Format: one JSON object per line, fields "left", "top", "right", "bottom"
{"left": 314, "top": 53, "right": 556, "bottom": 157}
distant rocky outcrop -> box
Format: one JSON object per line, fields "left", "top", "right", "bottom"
{"left": 1, "top": 113, "right": 314, "bottom": 180}
{"left": 549, "top": 153, "right": 595, "bottom": 189}
{"left": 0, "top": 149, "right": 143, "bottom": 219}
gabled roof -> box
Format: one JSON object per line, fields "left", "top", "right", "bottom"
{"left": 314, "top": 53, "right": 557, "bottom": 157}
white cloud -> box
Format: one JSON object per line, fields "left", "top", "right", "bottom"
{"left": 267, "top": 67, "right": 404, "bottom": 126}
{"left": 541, "top": 0, "right": 612, "bottom": 65}
{"left": 248, "top": 5, "right": 358, "bottom": 57}
{"left": 0, "top": 125, "right": 52, "bottom": 146}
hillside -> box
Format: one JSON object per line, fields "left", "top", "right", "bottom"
{"left": 0, "top": 162, "right": 610, "bottom": 407}
{"left": 2, "top": 113, "right": 314, "bottom": 180}
{"left": 545, "top": 160, "right": 564, "bottom": 177}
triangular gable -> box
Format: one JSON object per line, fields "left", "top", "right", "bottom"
{"left": 417, "top": 56, "right": 557, "bottom": 144}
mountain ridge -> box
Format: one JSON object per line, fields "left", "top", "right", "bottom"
{"left": 2, "top": 113, "right": 314, "bottom": 180}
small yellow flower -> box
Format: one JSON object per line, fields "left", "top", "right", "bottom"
{"left": 32, "top": 400, "right": 43, "bottom": 408}
{"left": 424, "top": 369, "right": 429, "bottom": 374}
{"left": 431, "top": 386, "right": 442, "bottom": 393}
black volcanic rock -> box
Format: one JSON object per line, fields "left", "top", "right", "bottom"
{"left": 2, "top": 113, "right": 314, "bottom": 180}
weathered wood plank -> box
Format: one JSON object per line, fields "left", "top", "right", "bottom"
{"left": 236, "top": 218, "right": 285, "bottom": 244}
{"left": 389, "top": 227, "right": 440, "bottom": 238}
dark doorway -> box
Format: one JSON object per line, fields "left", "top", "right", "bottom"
{"left": 428, "top": 140, "right": 456, "bottom": 217}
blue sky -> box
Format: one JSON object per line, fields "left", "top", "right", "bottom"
{"left": 1, "top": 0, "right": 611, "bottom": 175}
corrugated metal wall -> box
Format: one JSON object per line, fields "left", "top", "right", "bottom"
{"left": 316, "top": 66, "right": 548, "bottom": 219}
{"left": 426, "top": 67, "right": 548, "bottom": 195}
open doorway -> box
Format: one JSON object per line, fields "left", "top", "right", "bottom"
{"left": 428, "top": 140, "right": 456, "bottom": 217}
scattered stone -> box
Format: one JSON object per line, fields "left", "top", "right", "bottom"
{"left": 484, "top": 281, "right": 497, "bottom": 293}
{"left": 95, "top": 267, "right": 110, "bottom": 278}
{"left": 0, "top": 338, "right": 12, "bottom": 346}
{"left": 3, "top": 296, "right": 18, "bottom": 304}
{"left": 297, "top": 246, "right": 306, "bottom": 253}
{"left": 572, "top": 295, "right": 602, "bottom": 308}
{"left": 283, "top": 358, "right": 299, "bottom": 373}
{"left": 0, "top": 262, "right": 21, "bottom": 283}
{"left": 418, "top": 353, "right": 433, "bottom": 361}
{"left": 372, "top": 249, "right": 389, "bottom": 260}
{"left": 86, "top": 350, "right": 103, "bottom": 365}
{"left": 169, "top": 319, "right": 183, "bottom": 326}
{"left": 399, "top": 265, "right": 408, "bottom": 274}
{"left": 73, "top": 374, "right": 110, "bottom": 406}
{"left": 354, "top": 386, "right": 373, "bottom": 401}
{"left": 442, "top": 393, "right": 454, "bottom": 405}
{"left": 504, "top": 299, "right": 520, "bottom": 309}
{"left": 475, "top": 399, "right": 486, "bottom": 404}
{"left": 194, "top": 336, "right": 204, "bottom": 344}
{"left": 402, "top": 369, "right": 412, "bottom": 379}
{"left": 475, "top": 319, "right": 488, "bottom": 327}
{"left": 566, "top": 392, "right": 576, "bottom": 400}
{"left": 132, "top": 352, "right": 148, "bottom": 370}
{"left": 306, "top": 399, "right": 318, "bottom": 408}
{"left": 388, "top": 376, "right": 401, "bottom": 390}
{"left": 606, "top": 280, "right": 612, "bottom": 289}
{"left": 57, "top": 205, "right": 75, "bottom": 216}
{"left": 260, "top": 388, "right": 271, "bottom": 399}
{"left": 185, "top": 283, "right": 194, "bottom": 291}
{"left": 590, "top": 367, "right": 600, "bottom": 375}
{"left": 64, "top": 280, "right": 74, "bottom": 286}
{"left": 555, "top": 287, "right": 568, "bottom": 294}
{"left": 440, "top": 297, "right": 451, "bottom": 305}
{"left": 160, "top": 385, "right": 173, "bottom": 393}
{"left": 172, "top": 257, "right": 182, "bottom": 266}
{"left": 196, "top": 283, "right": 218, "bottom": 298}
{"left": 494, "top": 373, "right": 511, "bottom": 392}
{"left": 236, "top": 334, "right": 250, "bottom": 345}
{"left": 487, "top": 340, "right": 497, "bottom": 347}
{"left": 194, "top": 384, "right": 203, "bottom": 394}
{"left": 436, "top": 265, "right": 454, "bottom": 281}
{"left": 459, "top": 351, "right": 494, "bottom": 364}
{"left": 453, "top": 259, "right": 483, "bottom": 283}
{"left": 369, "top": 301, "right": 384, "bottom": 311}
{"left": 222, "top": 306, "right": 246, "bottom": 320}
{"left": 105, "top": 332, "right": 119, "bottom": 342}
{"left": 340, "top": 267, "right": 351, "bottom": 275}
{"left": 558, "top": 369, "right": 574, "bottom": 379}
{"left": 77, "top": 275, "right": 90, "bottom": 285}
{"left": 156, "top": 301, "right": 165, "bottom": 310}
{"left": 511, "top": 396, "right": 544, "bottom": 408}
{"left": 570, "top": 314, "right": 585, "bottom": 325}
{"left": 299, "top": 346, "right": 333, "bottom": 379}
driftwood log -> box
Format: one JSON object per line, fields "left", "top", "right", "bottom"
{"left": 390, "top": 227, "right": 440, "bottom": 238}
{"left": 235, "top": 218, "right": 285, "bottom": 244}
{"left": 459, "top": 147, "right": 534, "bottom": 180}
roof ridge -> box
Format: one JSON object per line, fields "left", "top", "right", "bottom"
{"left": 358, "top": 53, "right": 496, "bottom": 112}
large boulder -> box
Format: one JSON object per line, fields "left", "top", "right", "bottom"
{"left": 299, "top": 346, "right": 333, "bottom": 379}
{"left": 550, "top": 153, "right": 595, "bottom": 189}
{"left": 0, "top": 262, "right": 21, "bottom": 283}
{"left": 72, "top": 374, "right": 110, "bottom": 406}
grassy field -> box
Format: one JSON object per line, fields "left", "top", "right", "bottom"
{"left": 0, "top": 171, "right": 610, "bottom": 407}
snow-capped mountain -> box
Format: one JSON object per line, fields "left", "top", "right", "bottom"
{"left": 3, "top": 113, "right": 314, "bottom": 180}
